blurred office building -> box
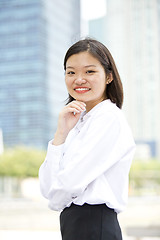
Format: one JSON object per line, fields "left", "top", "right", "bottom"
{"left": 88, "top": 0, "right": 160, "bottom": 158}
{"left": 0, "top": 0, "right": 80, "bottom": 149}
{"left": 0, "top": 128, "right": 4, "bottom": 155}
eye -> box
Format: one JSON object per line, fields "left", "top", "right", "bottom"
{"left": 86, "top": 70, "right": 95, "bottom": 74}
{"left": 66, "top": 71, "right": 75, "bottom": 75}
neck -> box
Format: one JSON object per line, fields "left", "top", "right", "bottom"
{"left": 85, "top": 98, "right": 107, "bottom": 112}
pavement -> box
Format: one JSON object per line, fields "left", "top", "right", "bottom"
{"left": 0, "top": 195, "right": 160, "bottom": 240}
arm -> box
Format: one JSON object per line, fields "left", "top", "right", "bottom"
{"left": 39, "top": 100, "right": 86, "bottom": 209}
{"left": 39, "top": 111, "right": 135, "bottom": 211}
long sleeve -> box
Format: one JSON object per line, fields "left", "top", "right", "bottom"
{"left": 39, "top": 143, "right": 64, "bottom": 199}
{"left": 39, "top": 101, "right": 136, "bottom": 212}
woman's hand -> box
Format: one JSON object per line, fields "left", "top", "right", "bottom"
{"left": 53, "top": 101, "right": 86, "bottom": 145}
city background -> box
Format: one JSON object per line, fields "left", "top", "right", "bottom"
{"left": 0, "top": 0, "right": 160, "bottom": 239}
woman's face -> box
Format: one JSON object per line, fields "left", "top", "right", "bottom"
{"left": 65, "top": 51, "right": 108, "bottom": 112}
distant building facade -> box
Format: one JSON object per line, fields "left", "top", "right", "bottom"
{"left": 0, "top": 0, "right": 80, "bottom": 149}
{"left": 88, "top": 0, "right": 160, "bottom": 158}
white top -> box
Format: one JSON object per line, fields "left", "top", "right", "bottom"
{"left": 39, "top": 100, "right": 136, "bottom": 213}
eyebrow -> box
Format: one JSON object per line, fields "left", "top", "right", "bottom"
{"left": 66, "top": 65, "right": 97, "bottom": 69}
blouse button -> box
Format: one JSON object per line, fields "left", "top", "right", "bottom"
{"left": 72, "top": 195, "right": 77, "bottom": 199}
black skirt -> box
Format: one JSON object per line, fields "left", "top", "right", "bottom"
{"left": 60, "top": 203, "right": 122, "bottom": 240}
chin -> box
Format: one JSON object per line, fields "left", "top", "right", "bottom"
{"left": 75, "top": 97, "right": 87, "bottom": 102}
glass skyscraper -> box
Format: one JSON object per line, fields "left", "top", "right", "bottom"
{"left": 88, "top": 0, "right": 160, "bottom": 158}
{"left": 0, "top": 0, "right": 80, "bottom": 149}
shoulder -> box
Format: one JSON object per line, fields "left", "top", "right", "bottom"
{"left": 93, "top": 100, "right": 124, "bottom": 122}
{"left": 91, "top": 100, "right": 132, "bottom": 133}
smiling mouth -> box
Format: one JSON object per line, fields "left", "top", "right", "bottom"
{"left": 74, "top": 87, "right": 91, "bottom": 93}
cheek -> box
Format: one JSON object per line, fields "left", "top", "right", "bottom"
{"left": 65, "top": 78, "right": 73, "bottom": 92}
{"left": 99, "top": 81, "right": 107, "bottom": 95}
{"left": 95, "top": 76, "right": 106, "bottom": 89}
{"left": 65, "top": 77, "right": 69, "bottom": 87}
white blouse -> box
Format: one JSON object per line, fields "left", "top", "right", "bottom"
{"left": 39, "top": 100, "right": 136, "bottom": 213}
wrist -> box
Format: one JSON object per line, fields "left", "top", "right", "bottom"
{"left": 52, "top": 131, "right": 67, "bottom": 146}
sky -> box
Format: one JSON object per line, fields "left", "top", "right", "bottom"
{"left": 81, "top": 0, "right": 107, "bottom": 20}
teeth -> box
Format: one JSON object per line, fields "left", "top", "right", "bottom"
{"left": 75, "top": 88, "right": 89, "bottom": 91}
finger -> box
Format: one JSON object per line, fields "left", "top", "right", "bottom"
{"left": 62, "top": 106, "right": 81, "bottom": 115}
{"left": 68, "top": 101, "right": 86, "bottom": 111}
{"left": 70, "top": 104, "right": 86, "bottom": 112}
{"left": 72, "top": 100, "right": 86, "bottom": 107}
{"left": 67, "top": 107, "right": 82, "bottom": 114}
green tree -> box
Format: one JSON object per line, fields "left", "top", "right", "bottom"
{"left": 0, "top": 147, "right": 46, "bottom": 178}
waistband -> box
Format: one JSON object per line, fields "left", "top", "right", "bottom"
{"left": 63, "top": 203, "right": 116, "bottom": 215}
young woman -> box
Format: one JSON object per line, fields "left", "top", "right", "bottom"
{"left": 39, "top": 38, "right": 136, "bottom": 240}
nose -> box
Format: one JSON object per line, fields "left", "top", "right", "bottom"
{"left": 74, "top": 75, "right": 86, "bottom": 85}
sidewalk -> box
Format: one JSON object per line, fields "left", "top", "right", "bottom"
{"left": 0, "top": 196, "right": 160, "bottom": 240}
{"left": 1, "top": 230, "right": 160, "bottom": 240}
{"left": 0, "top": 230, "right": 61, "bottom": 240}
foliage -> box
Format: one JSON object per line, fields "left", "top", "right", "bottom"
{"left": 130, "top": 158, "right": 160, "bottom": 183}
{"left": 0, "top": 147, "right": 46, "bottom": 178}
{"left": 129, "top": 158, "right": 160, "bottom": 195}
{"left": 0, "top": 147, "right": 160, "bottom": 196}
{"left": 130, "top": 158, "right": 160, "bottom": 172}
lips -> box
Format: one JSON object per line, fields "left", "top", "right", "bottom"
{"left": 74, "top": 87, "right": 91, "bottom": 93}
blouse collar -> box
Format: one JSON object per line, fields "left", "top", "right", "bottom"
{"left": 79, "top": 99, "right": 113, "bottom": 123}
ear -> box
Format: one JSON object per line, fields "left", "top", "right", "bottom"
{"left": 106, "top": 73, "right": 113, "bottom": 84}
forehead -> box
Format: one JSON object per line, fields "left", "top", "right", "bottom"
{"left": 66, "top": 51, "right": 101, "bottom": 67}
